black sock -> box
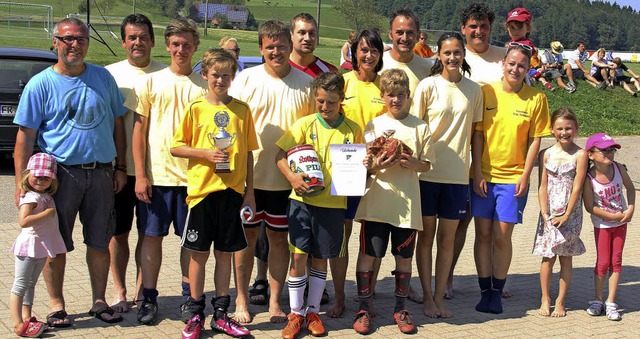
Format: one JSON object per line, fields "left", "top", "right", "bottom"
{"left": 491, "top": 276, "right": 506, "bottom": 293}
{"left": 142, "top": 288, "right": 159, "bottom": 303}
{"left": 181, "top": 281, "right": 191, "bottom": 302}
{"left": 212, "top": 295, "right": 231, "bottom": 320}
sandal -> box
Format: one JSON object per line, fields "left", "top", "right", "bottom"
{"left": 46, "top": 310, "right": 72, "bottom": 328}
{"left": 15, "top": 318, "right": 46, "bottom": 338}
{"left": 89, "top": 306, "right": 123, "bottom": 324}
{"left": 249, "top": 279, "right": 269, "bottom": 305}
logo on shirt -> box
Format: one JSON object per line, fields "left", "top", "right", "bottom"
{"left": 345, "top": 96, "right": 355, "bottom": 100}
{"left": 513, "top": 110, "right": 530, "bottom": 117}
{"left": 486, "top": 107, "right": 497, "bottom": 110}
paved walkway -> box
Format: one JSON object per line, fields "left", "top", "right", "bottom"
{"left": 1, "top": 137, "right": 639, "bottom": 338}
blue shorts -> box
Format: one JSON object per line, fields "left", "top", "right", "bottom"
{"left": 137, "top": 186, "right": 188, "bottom": 237}
{"left": 420, "top": 181, "right": 468, "bottom": 219}
{"left": 345, "top": 196, "right": 362, "bottom": 220}
{"left": 470, "top": 182, "right": 528, "bottom": 224}
{"left": 287, "top": 200, "right": 345, "bottom": 259}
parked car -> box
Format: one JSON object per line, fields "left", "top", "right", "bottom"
{"left": 192, "top": 55, "right": 263, "bottom": 76}
{"left": 0, "top": 47, "right": 57, "bottom": 154}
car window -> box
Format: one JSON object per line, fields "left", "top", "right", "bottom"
{"left": 0, "top": 59, "right": 53, "bottom": 89}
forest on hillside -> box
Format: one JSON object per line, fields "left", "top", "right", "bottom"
{"left": 372, "top": 0, "right": 640, "bottom": 51}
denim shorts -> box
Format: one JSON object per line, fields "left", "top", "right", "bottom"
{"left": 470, "top": 182, "right": 528, "bottom": 224}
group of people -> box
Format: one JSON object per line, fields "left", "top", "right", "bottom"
{"left": 8, "top": 2, "right": 636, "bottom": 339}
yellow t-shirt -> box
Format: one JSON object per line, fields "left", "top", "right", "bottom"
{"left": 276, "top": 113, "right": 362, "bottom": 209}
{"left": 355, "top": 113, "right": 434, "bottom": 230}
{"left": 172, "top": 97, "right": 259, "bottom": 208}
{"left": 412, "top": 75, "right": 483, "bottom": 184}
{"left": 229, "top": 65, "right": 314, "bottom": 191}
{"left": 476, "top": 81, "right": 550, "bottom": 183}
{"left": 341, "top": 71, "right": 387, "bottom": 132}
{"left": 465, "top": 45, "right": 506, "bottom": 86}
{"left": 128, "top": 68, "right": 208, "bottom": 186}
{"left": 105, "top": 59, "right": 166, "bottom": 176}
{"left": 380, "top": 52, "right": 434, "bottom": 96}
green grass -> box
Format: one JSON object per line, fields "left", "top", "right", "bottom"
{"left": 2, "top": 0, "right": 640, "bottom": 135}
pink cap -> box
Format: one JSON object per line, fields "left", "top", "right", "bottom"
{"left": 27, "top": 153, "right": 57, "bottom": 179}
{"left": 507, "top": 8, "right": 531, "bottom": 23}
{"left": 585, "top": 132, "right": 621, "bottom": 151}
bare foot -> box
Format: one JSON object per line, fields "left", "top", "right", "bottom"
{"left": 327, "top": 298, "right": 345, "bottom": 318}
{"left": 110, "top": 299, "right": 129, "bottom": 313}
{"left": 407, "top": 285, "right": 423, "bottom": 304}
{"left": 234, "top": 303, "right": 253, "bottom": 324}
{"left": 538, "top": 299, "right": 551, "bottom": 317}
{"left": 269, "top": 304, "right": 287, "bottom": 323}
{"left": 443, "top": 284, "right": 454, "bottom": 300}
{"left": 501, "top": 288, "right": 513, "bottom": 298}
{"left": 551, "top": 303, "right": 566, "bottom": 317}
{"left": 423, "top": 298, "right": 440, "bottom": 318}
{"left": 435, "top": 298, "right": 453, "bottom": 318}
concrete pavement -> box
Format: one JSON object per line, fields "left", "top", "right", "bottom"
{"left": 0, "top": 136, "right": 639, "bottom": 338}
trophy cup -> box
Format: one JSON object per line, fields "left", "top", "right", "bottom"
{"left": 207, "top": 111, "right": 236, "bottom": 173}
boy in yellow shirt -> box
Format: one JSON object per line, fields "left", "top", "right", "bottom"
{"left": 276, "top": 72, "right": 362, "bottom": 338}
{"left": 171, "top": 49, "right": 258, "bottom": 338}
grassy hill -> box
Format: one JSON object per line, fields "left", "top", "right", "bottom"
{"left": 2, "top": 0, "right": 640, "bottom": 135}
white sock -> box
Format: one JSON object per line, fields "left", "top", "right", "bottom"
{"left": 306, "top": 268, "right": 327, "bottom": 314}
{"left": 288, "top": 275, "right": 307, "bottom": 316}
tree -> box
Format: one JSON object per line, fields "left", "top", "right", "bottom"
{"left": 333, "top": 0, "right": 386, "bottom": 32}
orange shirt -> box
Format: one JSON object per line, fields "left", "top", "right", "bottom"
{"left": 413, "top": 43, "right": 434, "bottom": 58}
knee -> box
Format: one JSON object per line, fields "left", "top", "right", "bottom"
{"left": 267, "top": 231, "right": 288, "bottom": 247}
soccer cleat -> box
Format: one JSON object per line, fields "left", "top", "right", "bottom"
{"left": 182, "top": 314, "right": 204, "bottom": 339}
{"left": 305, "top": 312, "right": 326, "bottom": 337}
{"left": 281, "top": 313, "right": 304, "bottom": 339}
{"left": 353, "top": 310, "right": 371, "bottom": 334}
{"left": 211, "top": 313, "right": 250, "bottom": 337}
{"left": 393, "top": 310, "right": 416, "bottom": 334}
{"left": 137, "top": 300, "right": 158, "bottom": 325}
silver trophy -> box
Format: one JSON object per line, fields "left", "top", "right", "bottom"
{"left": 207, "top": 111, "right": 236, "bottom": 173}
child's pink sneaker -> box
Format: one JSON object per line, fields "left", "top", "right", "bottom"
{"left": 211, "top": 313, "right": 250, "bottom": 338}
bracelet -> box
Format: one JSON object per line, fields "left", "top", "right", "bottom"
{"left": 114, "top": 165, "right": 127, "bottom": 172}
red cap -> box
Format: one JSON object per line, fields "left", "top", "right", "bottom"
{"left": 507, "top": 8, "right": 531, "bottom": 23}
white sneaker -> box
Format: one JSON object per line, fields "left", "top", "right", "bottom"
{"left": 605, "top": 302, "right": 621, "bottom": 321}
{"left": 586, "top": 300, "right": 604, "bottom": 316}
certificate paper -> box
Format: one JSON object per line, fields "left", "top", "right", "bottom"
{"left": 330, "top": 144, "right": 367, "bottom": 196}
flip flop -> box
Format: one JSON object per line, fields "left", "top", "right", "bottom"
{"left": 46, "top": 310, "right": 72, "bottom": 328}
{"left": 249, "top": 279, "right": 269, "bottom": 305}
{"left": 89, "top": 306, "right": 123, "bottom": 324}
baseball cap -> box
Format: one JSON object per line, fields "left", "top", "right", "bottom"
{"left": 550, "top": 41, "right": 564, "bottom": 54}
{"left": 507, "top": 8, "right": 531, "bottom": 23}
{"left": 27, "top": 153, "right": 57, "bottom": 179}
{"left": 585, "top": 132, "right": 621, "bottom": 151}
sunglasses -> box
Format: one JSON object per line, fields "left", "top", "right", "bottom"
{"left": 508, "top": 41, "right": 533, "bottom": 51}
{"left": 591, "top": 148, "right": 617, "bottom": 155}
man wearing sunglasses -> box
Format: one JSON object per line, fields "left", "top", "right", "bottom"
{"left": 14, "top": 17, "right": 127, "bottom": 326}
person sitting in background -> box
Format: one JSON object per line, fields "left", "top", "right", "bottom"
{"left": 611, "top": 57, "right": 640, "bottom": 97}
{"left": 413, "top": 31, "right": 434, "bottom": 58}
{"left": 565, "top": 42, "right": 600, "bottom": 89}
{"left": 540, "top": 41, "right": 574, "bottom": 93}
{"left": 340, "top": 31, "right": 356, "bottom": 70}
{"left": 590, "top": 48, "right": 615, "bottom": 89}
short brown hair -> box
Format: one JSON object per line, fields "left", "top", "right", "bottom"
{"left": 164, "top": 18, "right": 200, "bottom": 47}
{"left": 258, "top": 20, "right": 291, "bottom": 47}
{"left": 200, "top": 48, "right": 238, "bottom": 76}
{"left": 379, "top": 69, "right": 410, "bottom": 95}
{"left": 311, "top": 72, "right": 345, "bottom": 100}
{"left": 291, "top": 12, "right": 317, "bottom": 30}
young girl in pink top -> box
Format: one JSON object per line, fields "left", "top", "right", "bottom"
{"left": 10, "top": 153, "right": 66, "bottom": 337}
{"left": 583, "top": 133, "right": 635, "bottom": 321}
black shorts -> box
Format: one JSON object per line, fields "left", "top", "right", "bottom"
{"left": 245, "top": 189, "right": 290, "bottom": 231}
{"left": 359, "top": 221, "right": 417, "bottom": 259}
{"left": 572, "top": 68, "right": 585, "bottom": 79}
{"left": 114, "top": 175, "right": 137, "bottom": 236}
{"left": 614, "top": 76, "right": 632, "bottom": 84}
{"left": 287, "top": 200, "right": 345, "bottom": 259}
{"left": 593, "top": 69, "right": 607, "bottom": 82}
{"left": 181, "top": 189, "right": 248, "bottom": 253}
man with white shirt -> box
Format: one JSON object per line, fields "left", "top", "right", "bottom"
{"left": 105, "top": 13, "right": 166, "bottom": 314}
{"left": 564, "top": 42, "right": 599, "bottom": 90}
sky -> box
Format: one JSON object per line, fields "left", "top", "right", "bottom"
{"left": 601, "top": 0, "right": 640, "bottom": 11}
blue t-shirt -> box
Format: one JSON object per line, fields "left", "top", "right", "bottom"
{"left": 14, "top": 64, "right": 126, "bottom": 165}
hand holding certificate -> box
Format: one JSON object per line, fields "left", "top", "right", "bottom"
{"left": 329, "top": 144, "right": 367, "bottom": 196}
